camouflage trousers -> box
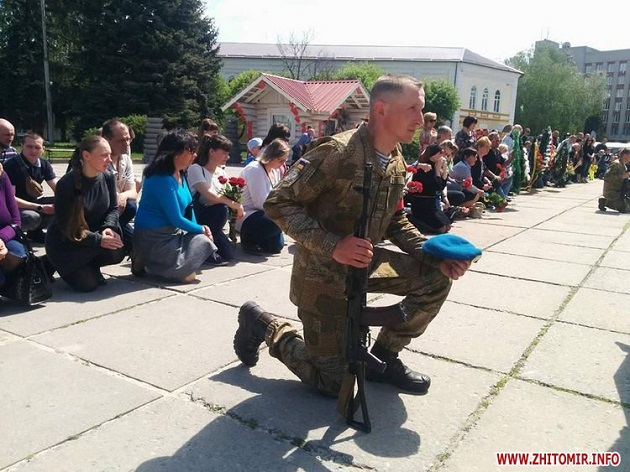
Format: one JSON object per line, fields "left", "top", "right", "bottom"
{"left": 264, "top": 246, "right": 452, "bottom": 396}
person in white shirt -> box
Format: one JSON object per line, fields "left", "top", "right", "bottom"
{"left": 237, "top": 139, "right": 288, "bottom": 255}
{"left": 188, "top": 135, "right": 244, "bottom": 263}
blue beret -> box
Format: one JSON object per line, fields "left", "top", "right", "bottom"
{"left": 422, "top": 234, "right": 482, "bottom": 261}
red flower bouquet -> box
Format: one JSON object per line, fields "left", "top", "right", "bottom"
{"left": 218, "top": 175, "right": 246, "bottom": 244}
{"left": 406, "top": 181, "right": 423, "bottom": 194}
{"left": 406, "top": 165, "right": 418, "bottom": 174}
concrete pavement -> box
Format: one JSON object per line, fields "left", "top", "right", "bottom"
{"left": 1, "top": 168, "right": 628, "bottom": 471}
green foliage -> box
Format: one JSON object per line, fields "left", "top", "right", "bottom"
{"left": 0, "top": 0, "right": 47, "bottom": 132}
{"left": 0, "top": 0, "right": 225, "bottom": 139}
{"left": 82, "top": 127, "right": 101, "bottom": 139}
{"left": 120, "top": 114, "right": 148, "bottom": 153}
{"left": 330, "top": 62, "right": 383, "bottom": 91}
{"left": 423, "top": 79, "right": 460, "bottom": 122}
{"left": 507, "top": 44, "right": 606, "bottom": 134}
{"left": 228, "top": 70, "right": 262, "bottom": 97}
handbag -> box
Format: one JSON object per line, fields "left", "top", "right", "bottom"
{"left": 0, "top": 226, "right": 52, "bottom": 306}
{"left": 16, "top": 155, "right": 44, "bottom": 199}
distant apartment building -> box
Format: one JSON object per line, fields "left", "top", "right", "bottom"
{"left": 217, "top": 42, "right": 523, "bottom": 132}
{"left": 554, "top": 40, "right": 630, "bottom": 142}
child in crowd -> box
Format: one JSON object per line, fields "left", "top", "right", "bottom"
{"left": 245, "top": 138, "right": 262, "bottom": 165}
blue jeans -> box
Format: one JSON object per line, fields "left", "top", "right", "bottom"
{"left": 240, "top": 210, "right": 284, "bottom": 254}
{"left": 7, "top": 239, "right": 26, "bottom": 258}
{"left": 193, "top": 202, "right": 235, "bottom": 260}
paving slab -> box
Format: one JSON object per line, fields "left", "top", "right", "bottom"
{"left": 408, "top": 301, "right": 545, "bottom": 373}
{"left": 448, "top": 222, "right": 524, "bottom": 250}
{"left": 32, "top": 295, "right": 241, "bottom": 391}
{"left": 535, "top": 218, "right": 624, "bottom": 237}
{"left": 599, "top": 249, "right": 630, "bottom": 271}
{"left": 487, "top": 235, "right": 605, "bottom": 265}
{"left": 465, "top": 207, "right": 559, "bottom": 228}
{"left": 193, "top": 267, "right": 299, "bottom": 322}
{"left": 7, "top": 397, "right": 330, "bottom": 472}
{"left": 0, "top": 329, "right": 20, "bottom": 345}
{"left": 448, "top": 272, "right": 571, "bottom": 319}
{"left": 559, "top": 287, "right": 630, "bottom": 334}
{"left": 0, "top": 279, "right": 172, "bottom": 337}
{"left": 507, "top": 227, "right": 615, "bottom": 250}
{"left": 185, "top": 354, "right": 501, "bottom": 472}
{"left": 440, "top": 380, "right": 629, "bottom": 472}
{"left": 102, "top": 258, "right": 277, "bottom": 293}
{"left": 0, "top": 341, "right": 159, "bottom": 470}
{"left": 583, "top": 266, "right": 630, "bottom": 294}
{"left": 520, "top": 322, "right": 630, "bottom": 404}
{"left": 611, "top": 232, "right": 630, "bottom": 253}
{"left": 470, "top": 251, "right": 591, "bottom": 286}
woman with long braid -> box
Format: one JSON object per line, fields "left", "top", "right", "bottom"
{"left": 45, "top": 136, "right": 125, "bottom": 291}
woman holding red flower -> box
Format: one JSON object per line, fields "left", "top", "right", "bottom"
{"left": 188, "top": 135, "right": 244, "bottom": 263}
{"left": 237, "top": 138, "right": 287, "bottom": 255}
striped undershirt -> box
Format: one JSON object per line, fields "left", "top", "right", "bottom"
{"left": 375, "top": 151, "right": 390, "bottom": 170}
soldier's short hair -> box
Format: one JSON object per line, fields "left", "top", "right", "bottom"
{"left": 370, "top": 75, "right": 423, "bottom": 105}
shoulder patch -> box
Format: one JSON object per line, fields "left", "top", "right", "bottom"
{"left": 282, "top": 158, "right": 310, "bottom": 186}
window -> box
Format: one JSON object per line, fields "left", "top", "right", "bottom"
{"left": 624, "top": 124, "right": 630, "bottom": 135}
{"left": 614, "top": 111, "right": 620, "bottom": 123}
{"left": 604, "top": 98, "right": 610, "bottom": 110}
{"left": 607, "top": 76, "right": 613, "bottom": 86}
{"left": 585, "top": 64, "right": 592, "bottom": 74}
{"left": 608, "top": 62, "right": 615, "bottom": 73}
{"left": 625, "top": 111, "right": 630, "bottom": 123}
{"left": 602, "top": 112, "right": 608, "bottom": 123}
{"left": 481, "top": 88, "right": 489, "bottom": 111}
{"left": 596, "top": 63, "right": 604, "bottom": 72}
{"left": 611, "top": 123, "right": 619, "bottom": 135}
{"left": 620, "top": 62, "right": 627, "bottom": 73}
{"left": 615, "top": 101, "right": 622, "bottom": 110}
{"left": 619, "top": 75, "right": 625, "bottom": 86}
{"left": 271, "top": 113, "right": 294, "bottom": 139}
{"left": 493, "top": 90, "right": 501, "bottom": 113}
{"left": 469, "top": 86, "right": 477, "bottom": 109}
{"left": 617, "top": 89, "right": 624, "bottom": 98}
{"left": 626, "top": 101, "right": 630, "bottom": 110}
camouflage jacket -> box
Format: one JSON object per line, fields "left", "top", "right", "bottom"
{"left": 603, "top": 160, "right": 627, "bottom": 203}
{"left": 264, "top": 124, "right": 441, "bottom": 316}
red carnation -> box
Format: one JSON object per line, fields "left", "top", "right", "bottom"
{"left": 463, "top": 177, "right": 473, "bottom": 190}
{"left": 218, "top": 176, "right": 228, "bottom": 184}
{"left": 406, "top": 181, "right": 423, "bottom": 194}
{"left": 406, "top": 165, "right": 417, "bottom": 174}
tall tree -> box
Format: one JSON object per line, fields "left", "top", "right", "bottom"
{"left": 507, "top": 44, "right": 606, "bottom": 134}
{"left": 0, "top": 0, "right": 47, "bottom": 132}
{"left": 423, "top": 78, "right": 460, "bottom": 122}
{"left": 66, "top": 0, "right": 224, "bottom": 134}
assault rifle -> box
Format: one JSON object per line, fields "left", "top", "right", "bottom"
{"left": 337, "top": 162, "right": 409, "bottom": 433}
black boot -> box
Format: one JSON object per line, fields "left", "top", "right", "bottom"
{"left": 366, "top": 343, "right": 431, "bottom": 394}
{"left": 598, "top": 197, "right": 607, "bottom": 212}
{"left": 234, "top": 301, "right": 274, "bottom": 367}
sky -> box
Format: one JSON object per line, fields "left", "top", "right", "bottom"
{"left": 204, "top": 0, "right": 630, "bottom": 63}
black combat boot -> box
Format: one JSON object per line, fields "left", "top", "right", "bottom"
{"left": 234, "top": 301, "right": 275, "bottom": 367}
{"left": 598, "top": 197, "right": 607, "bottom": 212}
{"left": 366, "top": 343, "right": 431, "bottom": 394}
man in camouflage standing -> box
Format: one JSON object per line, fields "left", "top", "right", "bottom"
{"left": 234, "top": 75, "right": 471, "bottom": 398}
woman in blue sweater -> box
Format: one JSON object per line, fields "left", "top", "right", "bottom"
{"left": 132, "top": 129, "right": 218, "bottom": 283}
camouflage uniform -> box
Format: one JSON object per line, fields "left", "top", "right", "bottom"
{"left": 603, "top": 160, "right": 630, "bottom": 213}
{"left": 263, "top": 124, "right": 452, "bottom": 396}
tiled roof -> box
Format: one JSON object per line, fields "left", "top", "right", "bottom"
{"left": 264, "top": 74, "right": 366, "bottom": 112}
{"left": 218, "top": 42, "right": 523, "bottom": 75}
{"left": 223, "top": 73, "right": 369, "bottom": 113}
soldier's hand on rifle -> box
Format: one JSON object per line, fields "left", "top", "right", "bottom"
{"left": 437, "top": 259, "right": 471, "bottom": 280}
{"left": 333, "top": 235, "right": 373, "bottom": 268}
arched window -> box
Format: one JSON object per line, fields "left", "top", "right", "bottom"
{"left": 469, "top": 86, "right": 477, "bottom": 109}
{"left": 481, "top": 88, "right": 489, "bottom": 111}
{"left": 494, "top": 90, "right": 501, "bottom": 113}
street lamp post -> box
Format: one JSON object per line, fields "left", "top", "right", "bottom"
{"left": 40, "top": 0, "right": 54, "bottom": 143}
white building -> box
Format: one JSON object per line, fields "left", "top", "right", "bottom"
{"left": 217, "top": 42, "right": 523, "bottom": 131}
